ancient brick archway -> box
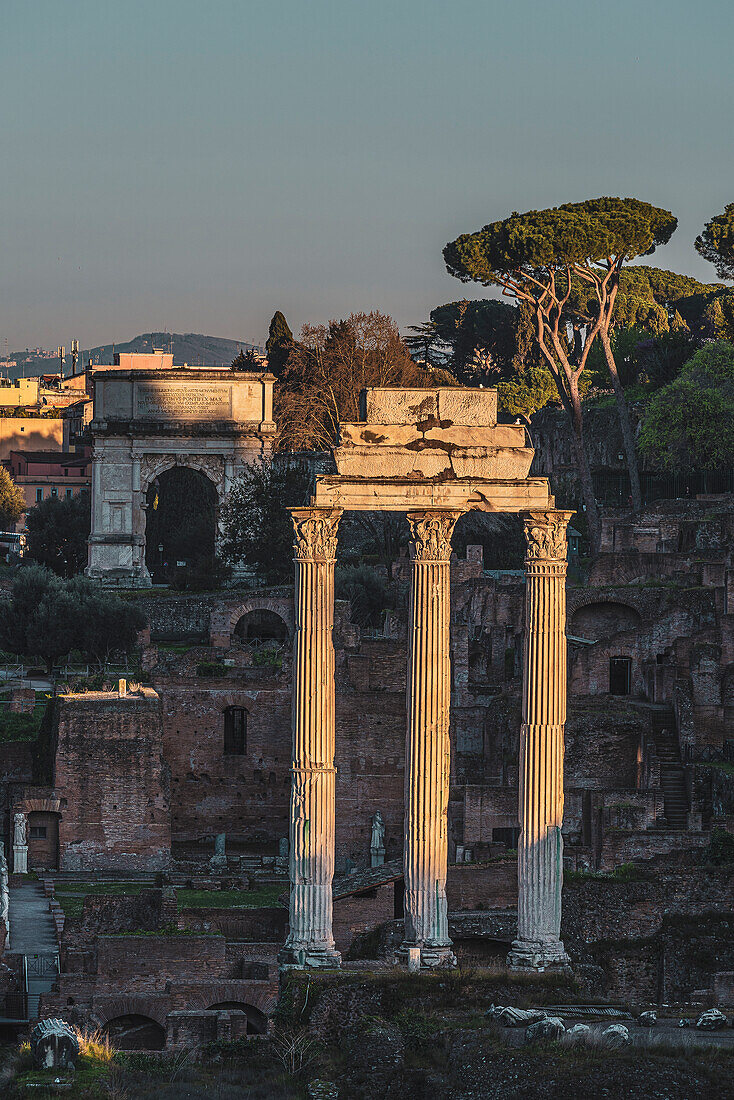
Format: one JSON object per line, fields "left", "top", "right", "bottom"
{"left": 280, "top": 387, "right": 572, "bottom": 975}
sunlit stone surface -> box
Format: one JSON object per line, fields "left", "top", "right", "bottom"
{"left": 508, "top": 510, "right": 574, "bottom": 973}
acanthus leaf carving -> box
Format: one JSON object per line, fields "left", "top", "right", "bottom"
{"left": 523, "top": 511, "right": 573, "bottom": 562}
{"left": 407, "top": 511, "right": 461, "bottom": 562}
{"left": 291, "top": 508, "right": 342, "bottom": 561}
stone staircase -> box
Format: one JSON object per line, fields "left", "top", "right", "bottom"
{"left": 650, "top": 705, "right": 688, "bottom": 829}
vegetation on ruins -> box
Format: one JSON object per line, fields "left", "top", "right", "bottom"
{"left": 696, "top": 202, "right": 734, "bottom": 281}
{"left": 0, "top": 467, "right": 26, "bottom": 530}
{"left": 0, "top": 565, "right": 145, "bottom": 672}
{"left": 335, "top": 564, "right": 391, "bottom": 628}
{"left": 444, "top": 198, "right": 677, "bottom": 547}
{"left": 219, "top": 458, "right": 314, "bottom": 583}
{"left": 275, "top": 311, "right": 455, "bottom": 451}
{"left": 638, "top": 341, "right": 734, "bottom": 470}
{"left": 265, "top": 309, "right": 295, "bottom": 377}
{"left": 25, "top": 492, "right": 91, "bottom": 577}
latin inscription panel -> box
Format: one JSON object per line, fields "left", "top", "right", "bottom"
{"left": 135, "top": 382, "right": 232, "bottom": 420}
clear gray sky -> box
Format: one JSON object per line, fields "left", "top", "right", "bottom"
{"left": 2, "top": 0, "right": 733, "bottom": 351}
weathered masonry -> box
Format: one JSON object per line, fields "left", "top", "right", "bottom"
{"left": 86, "top": 366, "right": 276, "bottom": 586}
{"left": 280, "top": 387, "right": 573, "bottom": 972}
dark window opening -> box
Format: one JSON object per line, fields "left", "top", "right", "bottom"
{"left": 224, "top": 707, "right": 247, "bottom": 755}
{"left": 30, "top": 826, "right": 47, "bottom": 839}
{"left": 610, "top": 656, "right": 632, "bottom": 696}
{"left": 492, "top": 826, "right": 520, "bottom": 849}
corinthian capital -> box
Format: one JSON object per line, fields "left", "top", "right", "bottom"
{"left": 407, "top": 510, "right": 461, "bottom": 562}
{"left": 522, "top": 510, "right": 574, "bottom": 563}
{"left": 291, "top": 508, "right": 342, "bottom": 561}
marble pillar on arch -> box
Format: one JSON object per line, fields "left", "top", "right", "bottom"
{"left": 508, "top": 510, "right": 574, "bottom": 973}
{"left": 279, "top": 507, "right": 343, "bottom": 969}
{"left": 400, "top": 509, "right": 461, "bottom": 968}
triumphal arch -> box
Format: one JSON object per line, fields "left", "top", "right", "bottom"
{"left": 86, "top": 366, "right": 276, "bottom": 585}
{"left": 281, "top": 387, "right": 573, "bottom": 972}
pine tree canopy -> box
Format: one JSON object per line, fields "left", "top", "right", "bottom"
{"left": 695, "top": 203, "right": 734, "bottom": 281}
{"left": 444, "top": 198, "right": 677, "bottom": 286}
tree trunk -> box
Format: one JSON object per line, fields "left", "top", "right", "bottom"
{"left": 600, "top": 329, "right": 642, "bottom": 511}
{"left": 568, "top": 391, "right": 601, "bottom": 556}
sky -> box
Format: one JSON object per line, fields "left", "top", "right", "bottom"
{"left": 1, "top": 0, "right": 733, "bottom": 352}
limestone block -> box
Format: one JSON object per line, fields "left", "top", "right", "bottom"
{"left": 637, "top": 1011, "right": 657, "bottom": 1027}
{"left": 602, "top": 1024, "right": 630, "bottom": 1047}
{"left": 360, "top": 387, "right": 497, "bottom": 427}
{"left": 696, "top": 1008, "right": 728, "bottom": 1030}
{"left": 525, "top": 1016, "right": 565, "bottom": 1042}
{"left": 486, "top": 1005, "right": 546, "bottom": 1027}
{"left": 565, "top": 1024, "right": 591, "bottom": 1042}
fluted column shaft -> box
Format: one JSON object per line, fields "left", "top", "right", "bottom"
{"left": 401, "top": 510, "right": 460, "bottom": 967}
{"left": 508, "top": 510, "right": 574, "bottom": 972}
{"left": 280, "top": 507, "right": 342, "bottom": 969}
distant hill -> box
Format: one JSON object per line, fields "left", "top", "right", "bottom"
{"left": 6, "top": 332, "right": 261, "bottom": 379}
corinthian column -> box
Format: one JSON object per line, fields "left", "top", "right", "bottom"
{"left": 279, "top": 507, "right": 343, "bottom": 969}
{"left": 508, "top": 510, "right": 574, "bottom": 973}
{"left": 401, "top": 510, "right": 461, "bottom": 968}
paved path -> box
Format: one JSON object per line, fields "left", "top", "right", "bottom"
{"left": 7, "top": 879, "right": 59, "bottom": 1020}
{"left": 8, "top": 879, "right": 57, "bottom": 955}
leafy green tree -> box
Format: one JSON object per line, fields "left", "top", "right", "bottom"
{"left": 429, "top": 299, "right": 521, "bottom": 383}
{"left": 696, "top": 203, "right": 734, "bottom": 281}
{"left": 638, "top": 341, "right": 734, "bottom": 470}
{"left": 404, "top": 321, "right": 451, "bottom": 370}
{"left": 444, "top": 198, "right": 677, "bottom": 547}
{"left": 25, "top": 492, "right": 91, "bottom": 577}
{"left": 335, "top": 564, "right": 390, "bottom": 628}
{"left": 231, "top": 348, "right": 259, "bottom": 370}
{"left": 219, "top": 459, "right": 314, "bottom": 584}
{"left": 265, "top": 311, "right": 295, "bottom": 377}
{"left": 0, "top": 467, "right": 26, "bottom": 530}
{"left": 0, "top": 566, "right": 145, "bottom": 672}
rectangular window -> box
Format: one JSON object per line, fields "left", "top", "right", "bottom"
{"left": 51, "top": 487, "right": 58, "bottom": 497}
{"left": 36, "top": 488, "right": 43, "bottom": 502}
{"left": 224, "top": 707, "right": 247, "bottom": 755}
{"left": 65, "top": 489, "right": 73, "bottom": 499}
{"left": 30, "top": 826, "right": 47, "bottom": 839}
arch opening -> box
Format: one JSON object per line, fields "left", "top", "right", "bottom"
{"left": 570, "top": 601, "right": 642, "bottom": 643}
{"left": 145, "top": 466, "right": 218, "bottom": 584}
{"left": 234, "top": 609, "right": 289, "bottom": 646}
{"left": 102, "top": 1014, "right": 165, "bottom": 1050}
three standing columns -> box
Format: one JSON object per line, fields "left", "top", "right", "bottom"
{"left": 400, "top": 510, "right": 461, "bottom": 967}
{"left": 508, "top": 510, "right": 574, "bottom": 973}
{"left": 279, "top": 507, "right": 343, "bottom": 969}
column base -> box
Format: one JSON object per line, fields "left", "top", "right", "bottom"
{"left": 397, "top": 942, "right": 457, "bottom": 969}
{"left": 506, "top": 939, "right": 571, "bottom": 974}
{"left": 278, "top": 942, "right": 342, "bottom": 971}
{"left": 13, "top": 845, "right": 28, "bottom": 875}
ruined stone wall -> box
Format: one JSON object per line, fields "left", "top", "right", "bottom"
{"left": 54, "top": 689, "right": 170, "bottom": 871}
{"left": 446, "top": 861, "right": 518, "bottom": 910}
{"left": 335, "top": 641, "right": 407, "bottom": 869}
{"left": 156, "top": 679, "right": 291, "bottom": 844}
{"left": 333, "top": 884, "right": 396, "bottom": 955}
{"left": 94, "top": 934, "right": 226, "bottom": 993}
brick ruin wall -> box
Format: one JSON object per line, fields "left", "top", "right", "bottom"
{"left": 53, "top": 690, "right": 171, "bottom": 871}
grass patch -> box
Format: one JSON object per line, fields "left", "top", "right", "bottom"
{"left": 54, "top": 880, "right": 148, "bottom": 920}
{"left": 565, "top": 862, "right": 650, "bottom": 885}
{"left": 0, "top": 698, "right": 47, "bottom": 743}
{"left": 176, "top": 883, "right": 284, "bottom": 909}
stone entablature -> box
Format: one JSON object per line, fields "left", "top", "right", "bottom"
{"left": 86, "top": 368, "right": 276, "bottom": 586}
